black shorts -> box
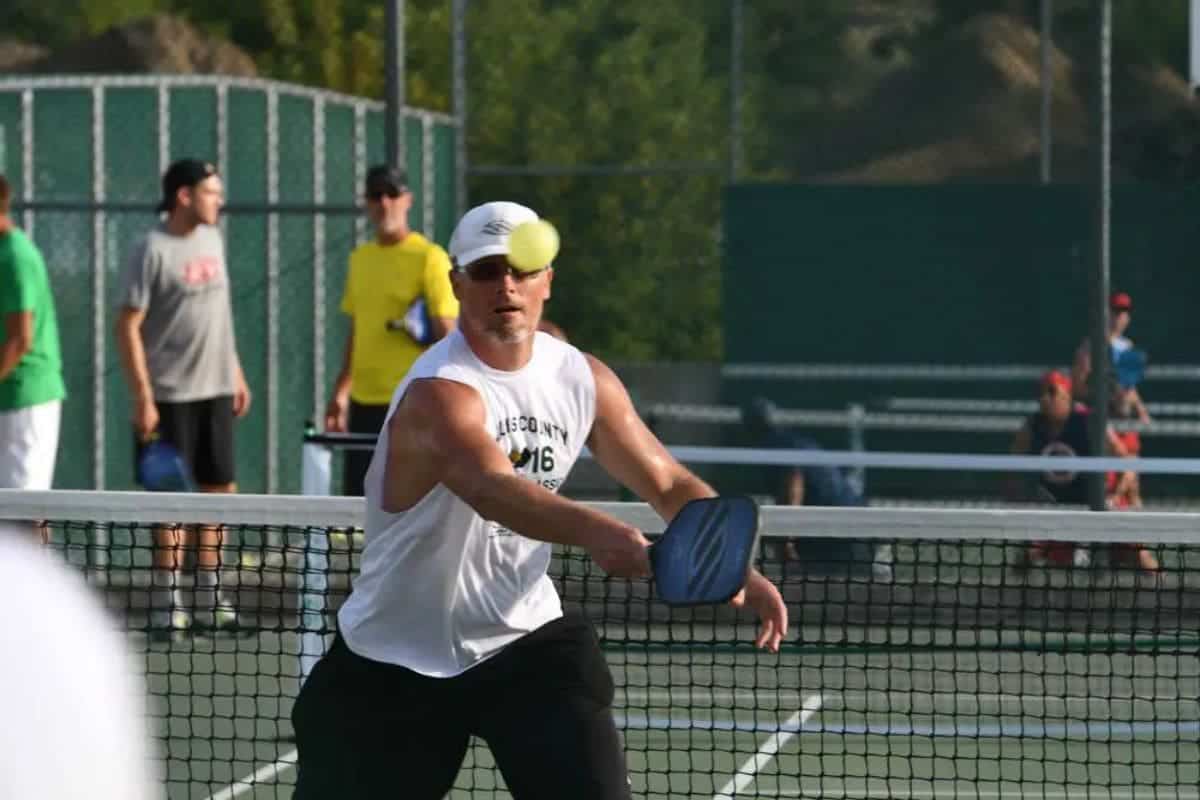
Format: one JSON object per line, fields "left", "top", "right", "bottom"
{"left": 292, "top": 614, "right": 630, "bottom": 800}
{"left": 134, "top": 396, "right": 235, "bottom": 486}
{"left": 342, "top": 401, "right": 389, "bottom": 496}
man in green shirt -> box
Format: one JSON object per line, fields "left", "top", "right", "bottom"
{"left": 0, "top": 173, "right": 65, "bottom": 514}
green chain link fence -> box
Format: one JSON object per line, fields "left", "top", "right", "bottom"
{"left": 0, "top": 75, "right": 458, "bottom": 493}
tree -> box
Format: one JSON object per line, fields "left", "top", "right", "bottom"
{"left": 159, "top": 0, "right": 726, "bottom": 359}
{"left": 13, "top": 1, "right": 1190, "bottom": 359}
{"left": 461, "top": 0, "right": 727, "bottom": 359}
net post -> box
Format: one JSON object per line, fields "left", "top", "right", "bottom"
{"left": 302, "top": 429, "right": 334, "bottom": 496}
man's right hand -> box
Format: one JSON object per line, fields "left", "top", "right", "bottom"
{"left": 586, "top": 526, "right": 652, "bottom": 578}
{"left": 324, "top": 394, "right": 349, "bottom": 433}
{"left": 133, "top": 396, "right": 159, "bottom": 442}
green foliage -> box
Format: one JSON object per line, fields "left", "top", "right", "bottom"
{"left": 463, "top": 0, "right": 726, "bottom": 359}
{"left": 6, "top": 0, "right": 1194, "bottom": 359}
{"left": 150, "top": 0, "right": 726, "bottom": 359}
{"left": 1111, "top": 0, "right": 1189, "bottom": 69}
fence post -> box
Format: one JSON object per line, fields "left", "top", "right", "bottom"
{"left": 266, "top": 88, "right": 281, "bottom": 493}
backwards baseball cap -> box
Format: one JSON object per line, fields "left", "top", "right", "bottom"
{"left": 158, "top": 159, "right": 218, "bottom": 213}
{"left": 1110, "top": 291, "right": 1132, "bottom": 311}
{"left": 448, "top": 201, "right": 540, "bottom": 268}
{"left": 364, "top": 164, "right": 408, "bottom": 197}
{"left": 1041, "top": 370, "right": 1072, "bottom": 394}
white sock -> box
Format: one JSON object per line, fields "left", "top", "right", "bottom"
{"left": 195, "top": 568, "right": 238, "bottom": 620}
{"left": 194, "top": 568, "right": 218, "bottom": 614}
{"left": 149, "top": 569, "right": 178, "bottom": 627}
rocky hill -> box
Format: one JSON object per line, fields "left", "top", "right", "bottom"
{"left": 0, "top": 15, "right": 256, "bottom": 77}
{"left": 795, "top": 13, "right": 1200, "bottom": 182}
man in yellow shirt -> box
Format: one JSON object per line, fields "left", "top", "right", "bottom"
{"left": 324, "top": 165, "right": 459, "bottom": 495}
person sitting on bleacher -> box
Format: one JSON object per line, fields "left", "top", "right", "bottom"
{"left": 742, "top": 397, "right": 892, "bottom": 581}
{"left": 1107, "top": 382, "right": 1143, "bottom": 510}
{"left": 1010, "top": 371, "right": 1157, "bottom": 575}
{"left": 1071, "top": 291, "right": 1151, "bottom": 423}
{"left": 1103, "top": 378, "right": 1162, "bottom": 573}
{"left": 1010, "top": 371, "right": 1096, "bottom": 509}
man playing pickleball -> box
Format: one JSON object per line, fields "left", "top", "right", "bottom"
{"left": 291, "top": 201, "right": 787, "bottom": 800}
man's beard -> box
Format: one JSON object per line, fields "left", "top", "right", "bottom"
{"left": 489, "top": 324, "right": 531, "bottom": 345}
{"left": 378, "top": 215, "right": 406, "bottom": 236}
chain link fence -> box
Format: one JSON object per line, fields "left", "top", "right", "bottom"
{"left": 0, "top": 75, "right": 458, "bottom": 493}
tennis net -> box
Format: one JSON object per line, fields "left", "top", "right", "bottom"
{"left": 2, "top": 489, "right": 1198, "bottom": 800}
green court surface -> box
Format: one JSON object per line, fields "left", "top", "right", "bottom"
{"left": 144, "top": 629, "right": 1200, "bottom": 800}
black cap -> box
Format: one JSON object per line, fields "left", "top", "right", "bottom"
{"left": 364, "top": 164, "right": 409, "bottom": 197}
{"left": 158, "top": 159, "right": 218, "bottom": 213}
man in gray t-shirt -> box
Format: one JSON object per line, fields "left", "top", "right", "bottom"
{"left": 115, "top": 158, "right": 251, "bottom": 639}
{"left": 122, "top": 222, "right": 237, "bottom": 402}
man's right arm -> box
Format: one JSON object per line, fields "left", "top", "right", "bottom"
{"left": 114, "top": 307, "right": 157, "bottom": 441}
{"left": 325, "top": 258, "right": 356, "bottom": 432}
{"left": 381, "top": 378, "right": 650, "bottom": 577}
{"left": 324, "top": 327, "right": 353, "bottom": 432}
{"left": 0, "top": 311, "right": 33, "bottom": 383}
{"left": 0, "top": 250, "right": 34, "bottom": 383}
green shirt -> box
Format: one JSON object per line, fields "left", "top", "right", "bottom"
{"left": 0, "top": 228, "right": 65, "bottom": 410}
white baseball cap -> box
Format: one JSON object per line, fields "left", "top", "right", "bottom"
{"left": 448, "top": 201, "right": 540, "bottom": 267}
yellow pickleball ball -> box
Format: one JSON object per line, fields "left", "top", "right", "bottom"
{"left": 507, "top": 219, "right": 560, "bottom": 272}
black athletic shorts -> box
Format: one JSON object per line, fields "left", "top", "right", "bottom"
{"left": 134, "top": 395, "right": 235, "bottom": 486}
{"left": 291, "top": 614, "right": 630, "bottom": 800}
{"left": 342, "top": 401, "right": 389, "bottom": 496}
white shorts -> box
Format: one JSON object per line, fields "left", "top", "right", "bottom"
{"left": 0, "top": 399, "right": 62, "bottom": 490}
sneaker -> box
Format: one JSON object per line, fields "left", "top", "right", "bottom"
{"left": 193, "top": 606, "right": 253, "bottom": 637}
{"left": 148, "top": 610, "right": 192, "bottom": 644}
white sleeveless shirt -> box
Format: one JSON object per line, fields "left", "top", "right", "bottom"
{"left": 337, "top": 329, "right": 597, "bottom": 677}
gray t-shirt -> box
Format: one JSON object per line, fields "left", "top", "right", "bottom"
{"left": 121, "top": 224, "right": 237, "bottom": 402}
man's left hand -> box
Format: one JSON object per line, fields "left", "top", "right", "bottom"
{"left": 729, "top": 568, "right": 788, "bottom": 652}
{"left": 233, "top": 371, "right": 252, "bottom": 418}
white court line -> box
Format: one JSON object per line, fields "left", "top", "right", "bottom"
{"left": 711, "top": 692, "right": 825, "bottom": 800}
{"left": 616, "top": 713, "right": 1200, "bottom": 739}
{"left": 203, "top": 747, "right": 297, "bottom": 800}
{"left": 618, "top": 689, "right": 1192, "bottom": 705}
{"left": 195, "top": 694, "right": 1197, "bottom": 800}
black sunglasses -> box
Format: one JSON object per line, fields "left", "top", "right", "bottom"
{"left": 366, "top": 188, "right": 404, "bottom": 202}
{"left": 457, "top": 260, "right": 546, "bottom": 282}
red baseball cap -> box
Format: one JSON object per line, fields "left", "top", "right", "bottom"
{"left": 1110, "top": 292, "right": 1132, "bottom": 311}
{"left": 1041, "top": 370, "right": 1072, "bottom": 394}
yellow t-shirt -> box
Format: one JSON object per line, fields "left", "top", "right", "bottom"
{"left": 341, "top": 233, "right": 459, "bottom": 405}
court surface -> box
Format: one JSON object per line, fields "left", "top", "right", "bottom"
{"left": 144, "top": 626, "right": 1200, "bottom": 800}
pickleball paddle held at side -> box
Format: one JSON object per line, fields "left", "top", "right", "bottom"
{"left": 649, "top": 495, "right": 761, "bottom": 606}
